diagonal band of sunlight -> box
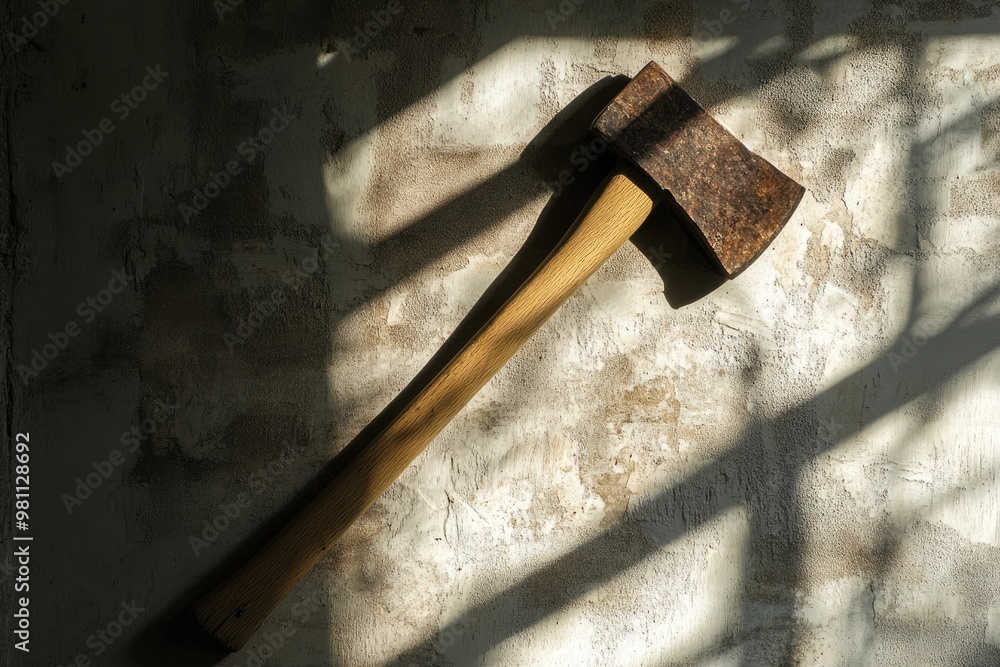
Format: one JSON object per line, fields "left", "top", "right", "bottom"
{"left": 387, "top": 281, "right": 1000, "bottom": 665}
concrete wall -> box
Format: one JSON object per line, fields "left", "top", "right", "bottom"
{"left": 2, "top": 0, "right": 999, "bottom": 665}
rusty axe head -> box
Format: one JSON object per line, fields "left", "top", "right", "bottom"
{"left": 591, "top": 62, "right": 804, "bottom": 278}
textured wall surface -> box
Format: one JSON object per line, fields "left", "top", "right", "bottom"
{"left": 2, "top": 1, "right": 1000, "bottom": 665}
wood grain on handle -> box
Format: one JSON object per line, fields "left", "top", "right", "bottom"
{"left": 191, "top": 161, "right": 661, "bottom": 650}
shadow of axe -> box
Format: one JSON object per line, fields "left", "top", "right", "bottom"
{"left": 133, "top": 60, "right": 804, "bottom": 661}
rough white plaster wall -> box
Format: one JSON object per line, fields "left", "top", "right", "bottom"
{"left": 4, "top": 0, "right": 1000, "bottom": 666}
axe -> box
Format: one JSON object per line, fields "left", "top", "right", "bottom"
{"left": 190, "top": 61, "right": 805, "bottom": 650}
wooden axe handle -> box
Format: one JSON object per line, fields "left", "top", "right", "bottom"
{"left": 191, "top": 160, "right": 660, "bottom": 650}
